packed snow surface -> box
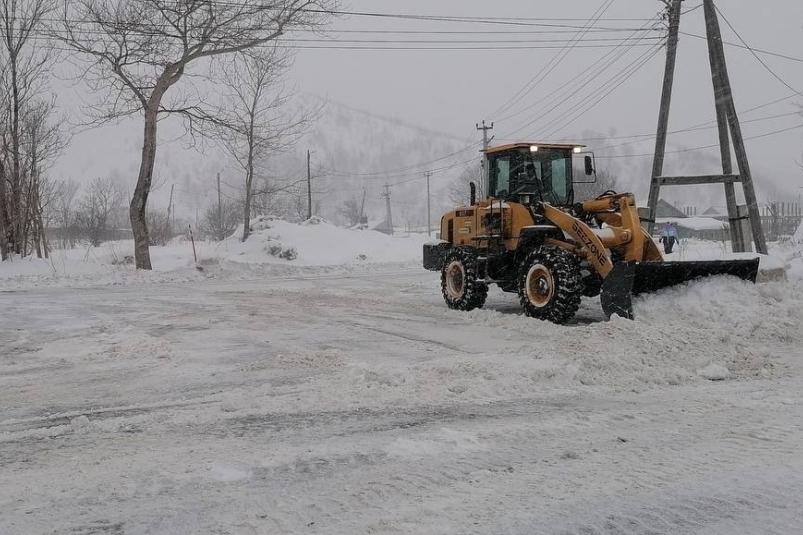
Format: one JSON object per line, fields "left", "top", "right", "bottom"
{"left": 2, "top": 219, "right": 803, "bottom": 534}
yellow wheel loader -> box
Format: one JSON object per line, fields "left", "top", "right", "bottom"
{"left": 423, "top": 143, "right": 759, "bottom": 323}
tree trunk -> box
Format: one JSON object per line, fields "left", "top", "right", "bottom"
{"left": 0, "top": 160, "right": 8, "bottom": 261}
{"left": 131, "top": 100, "right": 160, "bottom": 269}
{"left": 10, "top": 54, "right": 22, "bottom": 255}
{"left": 242, "top": 144, "right": 255, "bottom": 242}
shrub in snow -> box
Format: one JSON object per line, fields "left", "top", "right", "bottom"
{"left": 280, "top": 247, "right": 298, "bottom": 261}
{"left": 697, "top": 363, "right": 732, "bottom": 381}
{"left": 266, "top": 243, "right": 297, "bottom": 261}
{"left": 250, "top": 215, "right": 280, "bottom": 232}
{"left": 302, "top": 215, "right": 328, "bottom": 226}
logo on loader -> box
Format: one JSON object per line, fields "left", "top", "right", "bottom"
{"left": 572, "top": 221, "right": 609, "bottom": 268}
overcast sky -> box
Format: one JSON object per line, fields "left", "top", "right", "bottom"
{"left": 58, "top": 0, "right": 803, "bottom": 206}
{"left": 289, "top": 0, "right": 803, "bottom": 185}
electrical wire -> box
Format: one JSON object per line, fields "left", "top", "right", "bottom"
{"left": 538, "top": 42, "right": 665, "bottom": 140}
{"left": 504, "top": 34, "right": 664, "bottom": 139}
{"left": 595, "top": 122, "right": 803, "bottom": 160}
{"left": 714, "top": 5, "right": 803, "bottom": 98}
{"left": 487, "top": 0, "right": 617, "bottom": 121}
{"left": 493, "top": 15, "right": 663, "bottom": 125}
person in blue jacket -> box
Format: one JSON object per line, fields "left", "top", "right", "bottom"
{"left": 659, "top": 221, "right": 679, "bottom": 254}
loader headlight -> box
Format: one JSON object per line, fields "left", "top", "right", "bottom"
{"left": 530, "top": 145, "right": 539, "bottom": 152}
{"left": 573, "top": 147, "right": 582, "bottom": 153}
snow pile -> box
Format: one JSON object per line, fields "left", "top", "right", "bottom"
{"left": 793, "top": 219, "right": 803, "bottom": 244}
{"left": 657, "top": 217, "right": 727, "bottom": 231}
{"left": 217, "top": 216, "right": 430, "bottom": 266}
{"left": 0, "top": 217, "right": 430, "bottom": 289}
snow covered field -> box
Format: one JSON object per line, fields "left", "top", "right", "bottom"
{"left": 2, "top": 221, "right": 803, "bottom": 534}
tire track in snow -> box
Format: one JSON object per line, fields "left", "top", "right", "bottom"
{"left": 535, "top": 471, "right": 803, "bottom": 535}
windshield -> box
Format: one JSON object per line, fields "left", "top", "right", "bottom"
{"left": 488, "top": 148, "right": 573, "bottom": 205}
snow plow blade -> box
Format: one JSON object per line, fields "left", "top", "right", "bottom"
{"left": 600, "top": 258, "right": 761, "bottom": 320}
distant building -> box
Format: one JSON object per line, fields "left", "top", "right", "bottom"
{"left": 373, "top": 219, "right": 393, "bottom": 235}
{"left": 656, "top": 217, "right": 730, "bottom": 241}
{"left": 655, "top": 198, "right": 687, "bottom": 219}
{"left": 701, "top": 206, "right": 729, "bottom": 221}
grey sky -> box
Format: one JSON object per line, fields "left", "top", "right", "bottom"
{"left": 57, "top": 0, "right": 803, "bottom": 209}
{"left": 290, "top": 1, "right": 803, "bottom": 180}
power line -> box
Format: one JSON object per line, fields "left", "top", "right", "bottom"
{"left": 328, "top": 142, "right": 482, "bottom": 179}
{"left": 713, "top": 5, "right": 803, "bottom": 98}
{"left": 680, "top": 32, "right": 803, "bottom": 64}
{"left": 505, "top": 38, "right": 664, "bottom": 139}
{"left": 488, "top": 0, "right": 617, "bottom": 120}
{"left": 539, "top": 42, "right": 665, "bottom": 140}
{"left": 596, "top": 122, "right": 803, "bottom": 159}
{"left": 493, "top": 15, "right": 663, "bottom": 124}
{"left": 591, "top": 109, "right": 802, "bottom": 152}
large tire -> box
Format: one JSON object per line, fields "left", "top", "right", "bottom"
{"left": 441, "top": 248, "right": 488, "bottom": 311}
{"left": 518, "top": 246, "right": 582, "bottom": 323}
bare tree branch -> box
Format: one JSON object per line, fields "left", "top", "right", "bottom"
{"left": 52, "top": 0, "right": 339, "bottom": 268}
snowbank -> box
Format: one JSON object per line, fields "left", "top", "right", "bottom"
{"left": 657, "top": 217, "right": 727, "bottom": 231}
{"left": 0, "top": 217, "right": 431, "bottom": 289}
{"left": 218, "top": 216, "right": 430, "bottom": 266}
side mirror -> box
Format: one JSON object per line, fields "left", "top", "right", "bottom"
{"left": 469, "top": 181, "right": 476, "bottom": 206}
{"left": 584, "top": 155, "right": 594, "bottom": 176}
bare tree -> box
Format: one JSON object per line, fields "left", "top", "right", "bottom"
{"left": 51, "top": 178, "right": 79, "bottom": 248}
{"left": 75, "top": 177, "right": 123, "bottom": 247}
{"left": 146, "top": 208, "right": 171, "bottom": 246}
{"left": 54, "top": 0, "right": 338, "bottom": 269}
{"left": 0, "top": 0, "right": 61, "bottom": 260}
{"left": 448, "top": 161, "right": 484, "bottom": 207}
{"left": 213, "top": 49, "right": 316, "bottom": 242}
{"left": 573, "top": 169, "right": 618, "bottom": 201}
{"left": 200, "top": 200, "right": 239, "bottom": 241}
{"left": 339, "top": 198, "right": 363, "bottom": 227}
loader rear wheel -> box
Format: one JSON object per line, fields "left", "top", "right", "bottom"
{"left": 441, "top": 248, "right": 488, "bottom": 311}
{"left": 582, "top": 272, "right": 603, "bottom": 298}
{"left": 518, "top": 246, "right": 582, "bottom": 323}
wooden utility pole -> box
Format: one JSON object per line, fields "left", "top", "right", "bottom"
{"left": 646, "top": 0, "right": 683, "bottom": 236}
{"left": 704, "top": 1, "right": 744, "bottom": 251}
{"left": 703, "top": 0, "right": 766, "bottom": 254}
{"left": 216, "top": 172, "right": 222, "bottom": 227}
{"left": 476, "top": 120, "right": 494, "bottom": 188}
{"left": 166, "top": 183, "right": 174, "bottom": 239}
{"left": 425, "top": 170, "right": 433, "bottom": 236}
{"left": 383, "top": 184, "right": 393, "bottom": 235}
{"left": 646, "top": 0, "right": 767, "bottom": 254}
{"left": 307, "top": 149, "right": 312, "bottom": 220}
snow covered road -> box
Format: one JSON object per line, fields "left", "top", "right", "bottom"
{"left": 2, "top": 269, "right": 803, "bottom": 534}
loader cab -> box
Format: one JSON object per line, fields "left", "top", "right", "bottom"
{"left": 486, "top": 143, "right": 585, "bottom": 207}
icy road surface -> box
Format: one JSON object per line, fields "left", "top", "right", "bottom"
{"left": 2, "top": 268, "right": 803, "bottom": 534}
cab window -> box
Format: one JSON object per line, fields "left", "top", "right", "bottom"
{"left": 491, "top": 157, "right": 511, "bottom": 197}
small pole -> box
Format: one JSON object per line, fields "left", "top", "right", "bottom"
{"left": 167, "top": 183, "right": 174, "bottom": 242}
{"left": 476, "top": 120, "right": 494, "bottom": 191}
{"left": 307, "top": 149, "right": 312, "bottom": 220}
{"left": 425, "top": 170, "right": 432, "bottom": 236}
{"left": 188, "top": 224, "right": 198, "bottom": 263}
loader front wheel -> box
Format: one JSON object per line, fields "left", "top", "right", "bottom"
{"left": 441, "top": 248, "right": 488, "bottom": 311}
{"left": 518, "top": 246, "right": 582, "bottom": 323}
